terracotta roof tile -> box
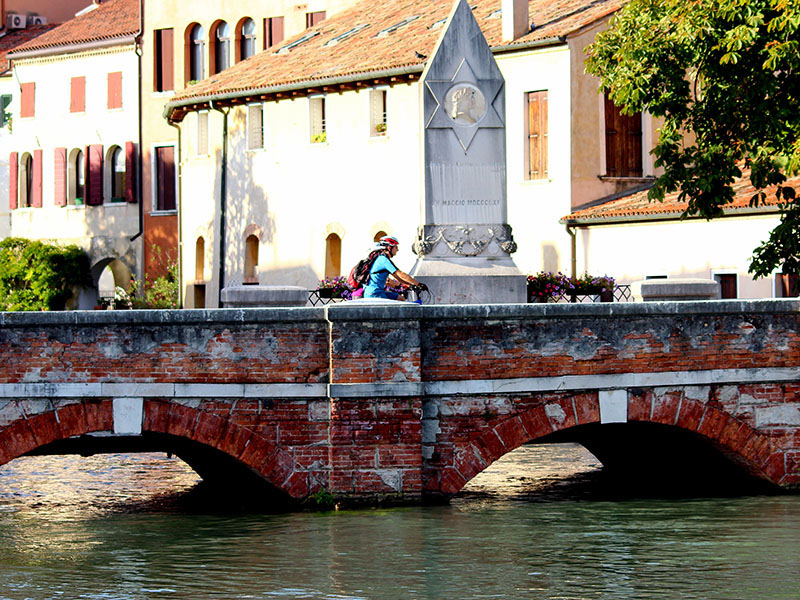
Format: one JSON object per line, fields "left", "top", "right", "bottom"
{"left": 562, "top": 171, "right": 800, "bottom": 224}
{"left": 171, "top": 0, "right": 623, "bottom": 106}
{"left": 0, "top": 24, "right": 59, "bottom": 73}
{"left": 11, "top": 0, "right": 139, "bottom": 54}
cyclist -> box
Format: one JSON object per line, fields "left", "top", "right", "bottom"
{"left": 363, "top": 236, "right": 427, "bottom": 301}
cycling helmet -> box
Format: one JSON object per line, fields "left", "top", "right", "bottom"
{"left": 379, "top": 235, "right": 399, "bottom": 248}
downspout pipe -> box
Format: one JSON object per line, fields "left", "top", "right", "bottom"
{"left": 210, "top": 100, "right": 229, "bottom": 306}
{"left": 130, "top": 0, "right": 144, "bottom": 251}
{"left": 167, "top": 117, "right": 183, "bottom": 308}
{"left": 566, "top": 224, "right": 577, "bottom": 279}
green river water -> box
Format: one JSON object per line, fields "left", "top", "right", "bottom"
{"left": 0, "top": 444, "right": 798, "bottom": 600}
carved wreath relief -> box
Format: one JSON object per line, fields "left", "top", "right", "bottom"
{"left": 413, "top": 225, "right": 518, "bottom": 257}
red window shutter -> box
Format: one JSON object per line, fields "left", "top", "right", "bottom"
{"left": 70, "top": 77, "right": 86, "bottom": 113}
{"left": 306, "top": 11, "right": 326, "bottom": 27}
{"left": 125, "top": 141, "right": 136, "bottom": 203}
{"left": 87, "top": 144, "right": 103, "bottom": 205}
{"left": 9, "top": 152, "right": 17, "bottom": 210}
{"left": 154, "top": 29, "right": 175, "bottom": 92}
{"left": 107, "top": 72, "right": 122, "bottom": 109}
{"left": 156, "top": 146, "right": 176, "bottom": 211}
{"left": 20, "top": 83, "right": 35, "bottom": 118}
{"left": 32, "top": 150, "right": 43, "bottom": 208}
{"left": 265, "top": 16, "right": 284, "bottom": 49}
{"left": 605, "top": 94, "right": 642, "bottom": 178}
{"left": 54, "top": 147, "right": 67, "bottom": 206}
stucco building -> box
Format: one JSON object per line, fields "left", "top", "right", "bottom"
{"left": 165, "top": 0, "right": 668, "bottom": 308}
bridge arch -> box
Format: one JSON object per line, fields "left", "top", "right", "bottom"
{"left": 435, "top": 393, "right": 785, "bottom": 496}
{"left": 0, "top": 399, "right": 305, "bottom": 503}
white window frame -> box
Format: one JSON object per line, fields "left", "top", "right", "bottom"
{"left": 309, "top": 95, "right": 326, "bottom": 144}
{"left": 247, "top": 103, "right": 264, "bottom": 150}
{"left": 711, "top": 269, "right": 739, "bottom": 299}
{"left": 195, "top": 111, "right": 209, "bottom": 156}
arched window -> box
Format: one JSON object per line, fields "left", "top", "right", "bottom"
{"left": 68, "top": 149, "right": 85, "bottom": 205}
{"left": 107, "top": 145, "right": 126, "bottom": 201}
{"left": 186, "top": 23, "right": 205, "bottom": 82}
{"left": 19, "top": 153, "right": 32, "bottom": 208}
{"left": 325, "top": 233, "right": 341, "bottom": 278}
{"left": 195, "top": 236, "right": 205, "bottom": 281}
{"left": 212, "top": 21, "right": 231, "bottom": 75}
{"left": 244, "top": 234, "right": 259, "bottom": 283}
{"left": 373, "top": 230, "right": 387, "bottom": 243}
{"left": 236, "top": 18, "right": 256, "bottom": 62}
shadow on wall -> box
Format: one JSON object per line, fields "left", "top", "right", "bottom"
{"left": 542, "top": 243, "right": 560, "bottom": 273}
{"left": 205, "top": 108, "right": 319, "bottom": 294}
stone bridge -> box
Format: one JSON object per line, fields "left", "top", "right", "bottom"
{"left": 1, "top": 301, "right": 799, "bottom": 506}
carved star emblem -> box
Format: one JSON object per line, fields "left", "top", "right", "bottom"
{"left": 425, "top": 58, "right": 504, "bottom": 152}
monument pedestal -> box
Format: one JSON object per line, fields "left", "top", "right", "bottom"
{"left": 411, "top": 257, "right": 526, "bottom": 304}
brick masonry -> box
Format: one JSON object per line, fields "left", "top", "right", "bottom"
{"left": 0, "top": 300, "right": 798, "bottom": 505}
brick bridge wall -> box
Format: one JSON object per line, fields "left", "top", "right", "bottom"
{"left": 0, "top": 301, "right": 798, "bottom": 506}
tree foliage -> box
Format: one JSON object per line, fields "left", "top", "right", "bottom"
{"left": 0, "top": 238, "right": 91, "bottom": 311}
{"left": 586, "top": 0, "right": 800, "bottom": 278}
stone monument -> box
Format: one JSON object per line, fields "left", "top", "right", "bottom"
{"left": 410, "top": 0, "right": 527, "bottom": 304}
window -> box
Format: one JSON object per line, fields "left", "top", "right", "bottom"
{"left": 325, "top": 24, "right": 368, "bottom": 46}
{"left": 325, "top": 233, "right": 341, "bottom": 278}
{"left": 0, "top": 94, "right": 11, "bottom": 126}
{"left": 263, "top": 16, "right": 284, "bottom": 49}
{"left": 776, "top": 273, "right": 799, "bottom": 297}
{"left": 68, "top": 148, "right": 85, "bottom": 205}
{"left": 212, "top": 21, "right": 231, "bottom": 75}
{"left": 108, "top": 72, "right": 122, "bottom": 109}
{"left": 306, "top": 11, "right": 326, "bottom": 27}
{"left": 277, "top": 31, "right": 319, "bottom": 54}
{"left": 20, "top": 82, "right": 34, "bottom": 118}
{"left": 154, "top": 145, "right": 176, "bottom": 211}
{"left": 109, "top": 146, "right": 126, "bottom": 201}
{"left": 377, "top": 16, "right": 419, "bottom": 37}
{"left": 196, "top": 111, "right": 209, "bottom": 155}
{"left": 19, "top": 153, "right": 33, "bottom": 207}
{"left": 70, "top": 76, "right": 86, "bottom": 113}
{"left": 713, "top": 273, "right": 737, "bottom": 299}
{"left": 244, "top": 234, "right": 259, "bottom": 283}
{"left": 237, "top": 18, "right": 256, "bottom": 62}
{"left": 186, "top": 24, "right": 205, "bottom": 82}
{"left": 154, "top": 28, "right": 174, "bottom": 92}
{"left": 195, "top": 237, "right": 206, "bottom": 280}
{"left": 604, "top": 93, "right": 642, "bottom": 177}
{"left": 309, "top": 97, "right": 326, "bottom": 143}
{"left": 525, "top": 90, "right": 548, "bottom": 180}
{"left": 247, "top": 104, "right": 263, "bottom": 150}
{"left": 54, "top": 147, "right": 67, "bottom": 206}
{"left": 370, "top": 89, "right": 387, "bottom": 136}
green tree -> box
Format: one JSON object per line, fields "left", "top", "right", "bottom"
{"left": 586, "top": 0, "right": 800, "bottom": 279}
{"left": 0, "top": 238, "right": 91, "bottom": 311}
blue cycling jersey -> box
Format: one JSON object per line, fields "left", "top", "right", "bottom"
{"left": 364, "top": 254, "right": 398, "bottom": 298}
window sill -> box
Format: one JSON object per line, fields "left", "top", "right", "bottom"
{"left": 521, "top": 177, "right": 552, "bottom": 185}
{"left": 150, "top": 209, "right": 177, "bottom": 216}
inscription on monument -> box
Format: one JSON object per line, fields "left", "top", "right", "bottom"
{"left": 429, "top": 162, "right": 504, "bottom": 223}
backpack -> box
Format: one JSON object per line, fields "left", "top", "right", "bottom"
{"left": 347, "top": 250, "right": 381, "bottom": 290}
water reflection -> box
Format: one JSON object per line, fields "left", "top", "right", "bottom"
{"left": 0, "top": 445, "right": 797, "bottom": 599}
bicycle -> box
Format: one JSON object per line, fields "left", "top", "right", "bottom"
{"left": 402, "top": 284, "right": 432, "bottom": 305}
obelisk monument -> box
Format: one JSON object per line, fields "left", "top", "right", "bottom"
{"left": 410, "top": 0, "right": 526, "bottom": 304}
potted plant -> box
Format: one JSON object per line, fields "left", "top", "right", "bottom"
{"left": 316, "top": 276, "right": 352, "bottom": 299}
{"left": 527, "top": 272, "right": 568, "bottom": 303}
{"left": 565, "top": 273, "right": 616, "bottom": 302}
{"left": 375, "top": 122, "right": 387, "bottom": 135}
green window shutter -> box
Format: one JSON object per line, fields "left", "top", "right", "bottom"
{"left": 0, "top": 95, "right": 11, "bottom": 126}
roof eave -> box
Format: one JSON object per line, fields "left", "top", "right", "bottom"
{"left": 8, "top": 34, "right": 138, "bottom": 60}
{"left": 560, "top": 205, "right": 785, "bottom": 226}
{"left": 165, "top": 63, "right": 425, "bottom": 123}
{"left": 491, "top": 35, "right": 566, "bottom": 55}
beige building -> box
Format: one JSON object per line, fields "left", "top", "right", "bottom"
{"left": 164, "top": 0, "right": 667, "bottom": 307}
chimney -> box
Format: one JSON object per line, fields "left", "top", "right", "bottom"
{"left": 502, "top": 0, "right": 529, "bottom": 42}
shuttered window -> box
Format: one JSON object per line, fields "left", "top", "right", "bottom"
{"left": 155, "top": 146, "right": 176, "bottom": 211}
{"left": 8, "top": 152, "right": 17, "bottom": 210}
{"left": 70, "top": 76, "right": 86, "bottom": 113}
{"left": 32, "top": 150, "right": 42, "bottom": 208}
{"left": 247, "top": 104, "right": 263, "bottom": 150}
{"left": 604, "top": 94, "right": 642, "bottom": 177}
{"left": 309, "top": 97, "right": 326, "bottom": 143}
{"left": 370, "top": 89, "right": 387, "bottom": 136}
{"left": 54, "top": 147, "right": 67, "bottom": 206}
{"left": 87, "top": 144, "right": 103, "bottom": 205}
{"left": 264, "top": 17, "right": 284, "bottom": 49}
{"left": 714, "top": 273, "right": 737, "bottom": 299}
{"left": 108, "top": 72, "right": 122, "bottom": 109}
{"left": 154, "top": 28, "right": 174, "bottom": 92}
{"left": 196, "top": 111, "right": 208, "bottom": 155}
{"left": 0, "top": 95, "right": 11, "bottom": 126}
{"left": 525, "top": 90, "right": 548, "bottom": 180}
{"left": 306, "top": 11, "right": 326, "bottom": 27}
{"left": 125, "top": 141, "right": 137, "bottom": 203}
{"left": 20, "top": 82, "right": 34, "bottom": 118}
